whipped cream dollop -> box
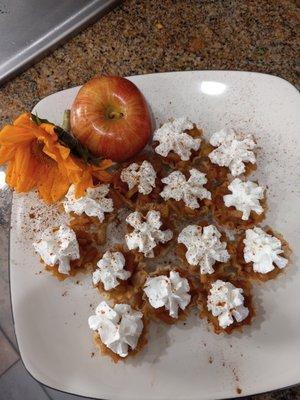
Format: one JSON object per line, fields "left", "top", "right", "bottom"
{"left": 33, "top": 224, "right": 80, "bottom": 274}
{"left": 208, "top": 128, "right": 256, "bottom": 176}
{"left": 160, "top": 169, "right": 211, "bottom": 209}
{"left": 223, "top": 178, "right": 264, "bottom": 220}
{"left": 243, "top": 227, "right": 288, "bottom": 273}
{"left": 144, "top": 270, "right": 191, "bottom": 318}
{"left": 88, "top": 301, "right": 144, "bottom": 358}
{"left": 63, "top": 184, "right": 113, "bottom": 222}
{"left": 125, "top": 211, "right": 173, "bottom": 258}
{"left": 178, "top": 225, "right": 230, "bottom": 274}
{"left": 153, "top": 117, "right": 201, "bottom": 161}
{"left": 120, "top": 161, "right": 156, "bottom": 195}
{"left": 92, "top": 251, "right": 131, "bottom": 290}
{"left": 207, "top": 280, "right": 249, "bottom": 328}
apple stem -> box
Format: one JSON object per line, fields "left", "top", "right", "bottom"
{"left": 107, "top": 110, "right": 124, "bottom": 120}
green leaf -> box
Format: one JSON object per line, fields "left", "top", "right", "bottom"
{"left": 31, "top": 114, "right": 51, "bottom": 126}
{"left": 30, "top": 112, "right": 102, "bottom": 166}
{"left": 61, "top": 109, "right": 71, "bottom": 132}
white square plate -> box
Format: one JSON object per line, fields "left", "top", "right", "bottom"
{"left": 10, "top": 71, "right": 300, "bottom": 399}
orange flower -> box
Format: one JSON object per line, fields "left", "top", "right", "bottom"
{"left": 0, "top": 113, "right": 112, "bottom": 203}
{"left": 73, "top": 160, "right": 113, "bottom": 198}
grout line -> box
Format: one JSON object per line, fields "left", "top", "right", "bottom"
{"left": 0, "top": 358, "right": 51, "bottom": 400}
{"left": 0, "top": 324, "right": 19, "bottom": 355}
{"left": 0, "top": 358, "right": 19, "bottom": 379}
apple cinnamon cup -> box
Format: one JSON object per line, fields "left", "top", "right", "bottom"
{"left": 176, "top": 223, "right": 239, "bottom": 284}
{"left": 233, "top": 226, "right": 291, "bottom": 282}
{"left": 159, "top": 168, "right": 212, "bottom": 220}
{"left": 64, "top": 183, "right": 116, "bottom": 245}
{"left": 193, "top": 129, "right": 257, "bottom": 186}
{"left": 152, "top": 118, "right": 203, "bottom": 170}
{"left": 92, "top": 244, "right": 148, "bottom": 309}
{"left": 125, "top": 205, "right": 174, "bottom": 260}
{"left": 33, "top": 224, "right": 99, "bottom": 281}
{"left": 197, "top": 274, "right": 255, "bottom": 334}
{"left": 142, "top": 266, "right": 197, "bottom": 325}
{"left": 192, "top": 138, "right": 230, "bottom": 190}
{"left": 111, "top": 153, "right": 164, "bottom": 211}
{"left": 88, "top": 300, "right": 148, "bottom": 363}
{"left": 211, "top": 178, "right": 267, "bottom": 230}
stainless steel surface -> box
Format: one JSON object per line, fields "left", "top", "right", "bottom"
{"left": 0, "top": 0, "right": 119, "bottom": 85}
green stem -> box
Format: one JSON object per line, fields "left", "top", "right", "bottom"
{"left": 62, "top": 109, "right": 71, "bottom": 132}
{"left": 31, "top": 113, "right": 102, "bottom": 166}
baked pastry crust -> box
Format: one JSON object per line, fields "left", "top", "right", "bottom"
{"left": 153, "top": 125, "right": 203, "bottom": 171}
{"left": 45, "top": 226, "right": 100, "bottom": 281}
{"left": 211, "top": 180, "right": 267, "bottom": 230}
{"left": 197, "top": 273, "right": 255, "bottom": 334}
{"left": 93, "top": 315, "right": 148, "bottom": 363}
{"left": 94, "top": 244, "right": 147, "bottom": 309}
{"left": 142, "top": 266, "right": 198, "bottom": 325}
{"left": 234, "top": 226, "right": 291, "bottom": 282}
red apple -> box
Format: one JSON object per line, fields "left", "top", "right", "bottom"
{"left": 70, "top": 76, "right": 152, "bottom": 162}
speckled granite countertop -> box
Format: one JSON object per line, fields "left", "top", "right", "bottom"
{"left": 0, "top": 1, "right": 299, "bottom": 399}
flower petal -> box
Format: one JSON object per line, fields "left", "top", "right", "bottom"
{"left": 0, "top": 145, "right": 18, "bottom": 163}
{"left": 14, "top": 146, "right": 37, "bottom": 192}
{"left": 56, "top": 143, "right": 70, "bottom": 160}
{"left": 0, "top": 112, "right": 113, "bottom": 204}
{"left": 13, "top": 113, "right": 32, "bottom": 126}
{"left": 40, "top": 123, "right": 57, "bottom": 137}
{"left": 0, "top": 126, "right": 35, "bottom": 145}
{"left": 74, "top": 170, "right": 93, "bottom": 198}
{"left": 97, "top": 159, "right": 114, "bottom": 170}
{"left": 92, "top": 169, "right": 112, "bottom": 183}
{"left": 6, "top": 161, "right": 17, "bottom": 188}
{"left": 36, "top": 166, "right": 56, "bottom": 204}
{"left": 50, "top": 170, "right": 70, "bottom": 203}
